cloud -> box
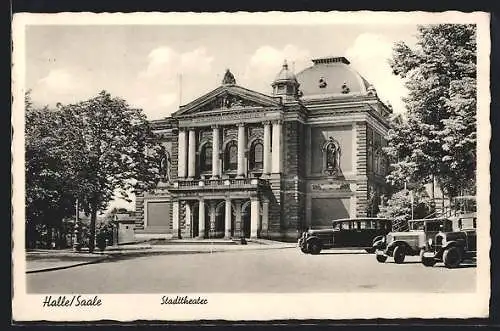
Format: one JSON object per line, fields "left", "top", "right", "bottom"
{"left": 345, "top": 33, "right": 408, "bottom": 113}
{"left": 140, "top": 46, "right": 214, "bottom": 79}
{"left": 37, "top": 69, "right": 77, "bottom": 92}
{"left": 30, "top": 68, "right": 97, "bottom": 107}
{"left": 132, "top": 46, "right": 215, "bottom": 119}
{"left": 242, "top": 44, "right": 311, "bottom": 94}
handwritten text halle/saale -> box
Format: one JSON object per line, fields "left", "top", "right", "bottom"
{"left": 42, "top": 295, "right": 102, "bottom": 307}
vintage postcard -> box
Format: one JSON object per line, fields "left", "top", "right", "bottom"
{"left": 12, "top": 11, "right": 490, "bottom": 321}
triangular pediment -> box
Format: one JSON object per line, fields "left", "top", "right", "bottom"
{"left": 173, "top": 85, "right": 282, "bottom": 117}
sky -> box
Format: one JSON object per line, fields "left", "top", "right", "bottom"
{"left": 26, "top": 24, "right": 419, "bottom": 121}
{"left": 25, "top": 23, "right": 419, "bottom": 211}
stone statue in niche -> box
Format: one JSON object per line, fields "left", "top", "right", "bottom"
{"left": 322, "top": 137, "right": 342, "bottom": 177}
{"left": 159, "top": 148, "right": 172, "bottom": 183}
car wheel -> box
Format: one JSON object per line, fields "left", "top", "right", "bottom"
{"left": 443, "top": 247, "right": 462, "bottom": 268}
{"left": 308, "top": 241, "right": 322, "bottom": 255}
{"left": 421, "top": 256, "right": 436, "bottom": 267}
{"left": 393, "top": 245, "right": 406, "bottom": 264}
{"left": 376, "top": 253, "right": 387, "bottom": 263}
{"left": 365, "top": 247, "right": 375, "bottom": 254}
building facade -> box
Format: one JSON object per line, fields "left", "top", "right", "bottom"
{"left": 135, "top": 56, "right": 392, "bottom": 242}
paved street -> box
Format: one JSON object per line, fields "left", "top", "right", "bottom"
{"left": 27, "top": 248, "right": 476, "bottom": 293}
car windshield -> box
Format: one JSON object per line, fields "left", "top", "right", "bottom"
{"left": 458, "top": 217, "right": 476, "bottom": 230}
{"left": 409, "top": 221, "right": 424, "bottom": 231}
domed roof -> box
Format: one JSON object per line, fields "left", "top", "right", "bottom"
{"left": 272, "top": 60, "right": 298, "bottom": 85}
{"left": 296, "top": 56, "right": 372, "bottom": 98}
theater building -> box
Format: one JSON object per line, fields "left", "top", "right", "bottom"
{"left": 134, "top": 56, "right": 392, "bottom": 242}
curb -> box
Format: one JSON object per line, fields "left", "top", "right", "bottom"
{"left": 26, "top": 245, "right": 297, "bottom": 273}
{"left": 26, "top": 256, "right": 109, "bottom": 274}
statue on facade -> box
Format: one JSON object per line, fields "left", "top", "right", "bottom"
{"left": 222, "top": 69, "right": 236, "bottom": 85}
{"left": 159, "top": 149, "right": 172, "bottom": 183}
{"left": 322, "top": 137, "right": 342, "bottom": 177}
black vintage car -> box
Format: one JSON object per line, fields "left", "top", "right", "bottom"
{"left": 421, "top": 213, "right": 477, "bottom": 268}
{"left": 298, "top": 218, "right": 392, "bottom": 255}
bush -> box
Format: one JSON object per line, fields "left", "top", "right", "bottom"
{"left": 95, "top": 222, "right": 114, "bottom": 251}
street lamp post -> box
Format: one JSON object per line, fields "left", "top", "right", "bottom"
{"left": 73, "top": 198, "right": 81, "bottom": 252}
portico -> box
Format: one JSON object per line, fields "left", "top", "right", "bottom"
{"left": 170, "top": 177, "right": 267, "bottom": 239}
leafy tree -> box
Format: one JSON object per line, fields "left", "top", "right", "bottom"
{"left": 25, "top": 93, "right": 84, "bottom": 248}
{"left": 378, "top": 187, "right": 432, "bottom": 231}
{"left": 386, "top": 24, "right": 476, "bottom": 199}
{"left": 61, "top": 91, "right": 162, "bottom": 252}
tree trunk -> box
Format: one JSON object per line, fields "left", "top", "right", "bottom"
{"left": 89, "top": 205, "right": 98, "bottom": 253}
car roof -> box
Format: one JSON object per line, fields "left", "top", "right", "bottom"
{"left": 331, "top": 218, "right": 390, "bottom": 223}
{"left": 409, "top": 218, "right": 449, "bottom": 222}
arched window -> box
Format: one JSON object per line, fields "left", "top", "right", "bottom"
{"left": 224, "top": 141, "right": 238, "bottom": 171}
{"left": 249, "top": 140, "right": 264, "bottom": 171}
{"left": 200, "top": 144, "right": 213, "bottom": 172}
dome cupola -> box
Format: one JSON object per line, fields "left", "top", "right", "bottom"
{"left": 271, "top": 60, "right": 300, "bottom": 102}
{"left": 296, "top": 56, "right": 372, "bottom": 99}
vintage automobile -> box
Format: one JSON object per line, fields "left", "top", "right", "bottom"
{"left": 374, "top": 218, "right": 453, "bottom": 264}
{"left": 421, "top": 213, "right": 477, "bottom": 268}
{"left": 298, "top": 218, "right": 392, "bottom": 255}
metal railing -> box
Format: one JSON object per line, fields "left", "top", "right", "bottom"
{"left": 175, "top": 177, "right": 269, "bottom": 188}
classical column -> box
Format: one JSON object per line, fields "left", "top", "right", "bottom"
{"left": 211, "top": 125, "right": 220, "bottom": 178}
{"left": 237, "top": 123, "right": 246, "bottom": 178}
{"left": 185, "top": 201, "right": 192, "bottom": 238}
{"left": 250, "top": 197, "right": 260, "bottom": 238}
{"left": 178, "top": 129, "right": 187, "bottom": 178}
{"left": 172, "top": 200, "right": 180, "bottom": 239}
{"left": 225, "top": 198, "right": 232, "bottom": 238}
{"left": 198, "top": 199, "right": 205, "bottom": 238}
{"left": 261, "top": 199, "right": 269, "bottom": 237}
{"left": 271, "top": 120, "right": 282, "bottom": 174}
{"left": 187, "top": 128, "right": 196, "bottom": 179}
{"left": 209, "top": 202, "right": 216, "bottom": 238}
{"left": 234, "top": 200, "right": 242, "bottom": 237}
{"left": 263, "top": 121, "right": 271, "bottom": 176}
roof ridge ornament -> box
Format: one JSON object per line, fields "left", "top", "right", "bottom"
{"left": 222, "top": 68, "right": 236, "bottom": 85}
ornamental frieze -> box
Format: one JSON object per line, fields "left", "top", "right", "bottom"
{"left": 198, "top": 94, "right": 263, "bottom": 113}
{"left": 178, "top": 109, "right": 282, "bottom": 126}
{"left": 199, "top": 129, "right": 212, "bottom": 141}
{"left": 311, "top": 183, "right": 351, "bottom": 191}
{"left": 248, "top": 126, "right": 264, "bottom": 140}
{"left": 223, "top": 127, "right": 238, "bottom": 139}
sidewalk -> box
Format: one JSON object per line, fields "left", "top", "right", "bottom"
{"left": 25, "top": 239, "right": 297, "bottom": 273}
{"left": 26, "top": 251, "right": 108, "bottom": 273}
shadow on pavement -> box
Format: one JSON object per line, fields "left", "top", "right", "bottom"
{"left": 98, "top": 250, "right": 216, "bottom": 263}
{"left": 433, "top": 263, "right": 477, "bottom": 269}
{"left": 319, "top": 251, "right": 369, "bottom": 255}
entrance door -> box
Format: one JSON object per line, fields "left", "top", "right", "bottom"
{"left": 192, "top": 203, "right": 211, "bottom": 238}
{"left": 241, "top": 201, "right": 255, "bottom": 238}
{"left": 214, "top": 202, "right": 229, "bottom": 238}
{"left": 242, "top": 209, "right": 251, "bottom": 238}
{"left": 192, "top": 204, "right": 199, "bottom": 238}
